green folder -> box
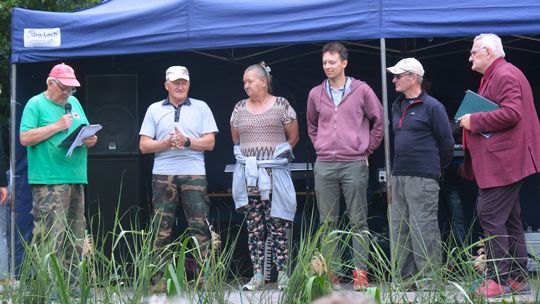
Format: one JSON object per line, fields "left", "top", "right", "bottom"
{"left": 454, "top": 90, "right": 499, "bottom": 120}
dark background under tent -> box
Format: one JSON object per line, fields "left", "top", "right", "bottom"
{"left": 11, "top": 37, "right": 540, "bottom": 277}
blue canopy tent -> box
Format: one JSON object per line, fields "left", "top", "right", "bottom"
{"left": 11, "top": 0, "right": 540, "bottom": 62}
{"left": 9, "top": 0, "right": 540, "bottom": 275}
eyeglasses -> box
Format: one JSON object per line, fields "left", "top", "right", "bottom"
{"left": 470, "top": 47, "right": 487, "bottom": 56}
{"left": 393, "top": 73, "right": 414, "bottom": 80}
{"left": 52, "top": 78, "right": 77, "bottom": 95}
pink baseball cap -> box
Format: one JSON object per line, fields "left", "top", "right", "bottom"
{"left": 49, "top": 63, "right": 81, "bottom": 87}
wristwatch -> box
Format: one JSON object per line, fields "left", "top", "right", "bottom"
{"left": 184, "top": 137, "right": 191, "bottom": 147}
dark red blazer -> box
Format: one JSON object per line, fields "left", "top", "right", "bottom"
{"left": 463, "top": 58, "right": 540, "bottom": 189}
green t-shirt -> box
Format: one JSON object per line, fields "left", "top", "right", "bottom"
{"left": 20, "top": 93, "right": 90, "bottom": 184}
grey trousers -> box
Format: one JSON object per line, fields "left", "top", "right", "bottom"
{"left": 390, "top": 175, "right": 441, "bottom": 279}
{"left": 314, "top": 160, "right": 369, "bottom": 270}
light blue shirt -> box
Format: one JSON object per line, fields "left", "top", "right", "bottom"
{"left": 139, "top": 97, "right": 218, "bottom": 175}
{"left": 326, "top": 77, "right": 351, "bottom": 106}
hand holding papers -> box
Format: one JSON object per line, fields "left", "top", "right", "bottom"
{"left": 59, "top": 124, "right": 102, "bottom": 157}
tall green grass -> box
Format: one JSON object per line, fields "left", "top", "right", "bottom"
{"left": 7, "top": 198, "right": 241, "bottom": 303}
{"left": 3, "top": 198, "right": 538, "bottom": 304}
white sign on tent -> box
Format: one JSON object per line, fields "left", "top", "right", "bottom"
{"left": 24, "top": 28, "right": 61, "bottom": 48}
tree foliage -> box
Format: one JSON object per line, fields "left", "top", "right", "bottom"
{"left": 0, "top": 0, "right": 101, "bottom": 156}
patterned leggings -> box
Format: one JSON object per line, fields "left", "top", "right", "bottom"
{"left": 245, "top": 198, "right": 291, "bottom": 274}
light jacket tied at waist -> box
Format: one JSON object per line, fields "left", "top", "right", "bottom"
{"left": 232, "top": 142, "right": 297, "bottom": 221}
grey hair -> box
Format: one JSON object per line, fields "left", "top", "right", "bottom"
{"left": 474, "top": 33, "right": 505, "bottom": 58}
{"left": 245, "top": 61, "right": 272, "bottom": 93}
{"left": 416, "top": 75, "right": 423, "bottom": 85}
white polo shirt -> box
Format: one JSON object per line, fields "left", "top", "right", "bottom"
{"left": 139, "top": 97, "right": 218, "bottom": 175}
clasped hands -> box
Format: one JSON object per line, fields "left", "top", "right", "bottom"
{"left": 167, "top": 127, "right": 188, "bottom": 149}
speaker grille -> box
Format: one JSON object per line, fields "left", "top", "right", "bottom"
{"left": 85, "top": 75, "right": 138, "bottom": 155}
{"left": 86, "top": 157, "right": 148, "bottom": 262}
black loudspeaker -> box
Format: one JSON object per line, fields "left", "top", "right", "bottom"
{"left": 85, "top": 74, "right": 138, "bottom": 155}
{"left": 86, "top": 157, "right": 148, "bottom": 257}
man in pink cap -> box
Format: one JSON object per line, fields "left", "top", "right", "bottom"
{"left": 20, "top": 63, "right": 97, "bottom": 281}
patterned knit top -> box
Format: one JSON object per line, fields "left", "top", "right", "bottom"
{"left": 230, "top": 96, "right": 297, "bottom": 160}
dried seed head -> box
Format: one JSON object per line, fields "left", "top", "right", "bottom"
{"left": 309, "top": 252, "right": 327, "bottom": 276}
{"left": 82, "top": 234, "right": 94, "bottom": 257}
{"left": 207, "top": 219, "right": 221, "bottom": 252}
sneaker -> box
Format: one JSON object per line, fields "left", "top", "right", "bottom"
{"left": 242, "top": 275, "right": 264, "bottom": 291}
{"left": 474, "top": 279, "right": 509, "bottom": 297}
{"left": 353, "top": 269, "right": 369, "bottom": 291}
{"left": 507, "top": 278, "right": 531, "bottom": 294}
{"left": 277, "top": 271, "right": 289, "bottom": 291}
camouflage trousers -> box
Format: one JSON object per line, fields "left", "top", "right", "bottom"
{"left": 152, "top": 174, "right": 211, "bottom": 259}
{"left": 31, "top": 184, "right": 86, "bottom": 275}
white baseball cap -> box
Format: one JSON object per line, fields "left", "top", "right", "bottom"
{"left": 386, "top": 58, "right": 425, "bottom": 76}
{"left": 166, "top": 66, "right": 190, "bottom": 81}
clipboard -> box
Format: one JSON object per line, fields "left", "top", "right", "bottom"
{"left": 58, "top": 124, "right": 102, "bottom": 157}
{"left": 454, "top": 90, "right": 499, "bottom": 120}
{"left": 58, "top": 124, "right": 87, "bottom": 148}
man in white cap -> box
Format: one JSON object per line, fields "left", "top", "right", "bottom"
{"left": 386, "top": 58, "right": 454, "bottom": 286}
{"left": 20, "top": 63, "right": 98, "bottom": 281}
{"left": 139, "top": 66, "right": 218, "bottom": 281}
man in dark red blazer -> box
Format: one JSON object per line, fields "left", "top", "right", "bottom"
{"left": 460, "top": 33, "right": 540, "bottom": 297}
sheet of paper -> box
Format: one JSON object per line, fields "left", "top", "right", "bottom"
{"left": 66, "top": 124, "right": 102, "bottom": 157}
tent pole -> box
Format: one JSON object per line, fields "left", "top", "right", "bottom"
{"left": 380, "top": 38, "right": 395, "bottom": 278}
{"left": 379, "top": 38, "right": 392, "bottom": 206}
{"left": 9, "top": 64, "right": 17, "bottom": 278}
